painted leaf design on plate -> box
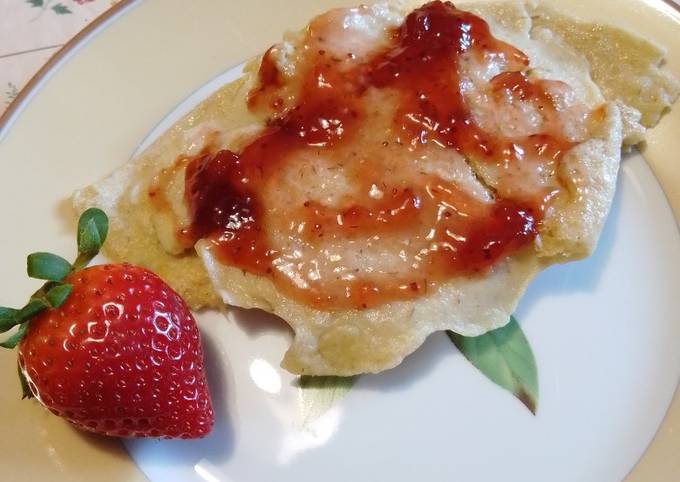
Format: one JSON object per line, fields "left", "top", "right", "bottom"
{"left": 26, "top": 0, "right": 43, "bottom": 7}
{"left": 447, "top": 316, "right": 539, "bottom": 414}
{"left": 298, "top": 376, "right": 357, "bottom": 425}
{"left": 51, "top": 3, "right": 72, "bottom": 14}
{"left": 5, "top": 82, "right": 19, "bottom": 105}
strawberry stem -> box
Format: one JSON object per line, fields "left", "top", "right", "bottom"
{"left": 72, "top": 252, "right": 95, "bottom": 272}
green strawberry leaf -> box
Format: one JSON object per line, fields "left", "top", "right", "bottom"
{"left": 1, "top": 298, "right": 49, "bottom": 348}
{"left": 17, "top": 298, "right": 49, "bottom": 322}
{"left": 27, "top": 252, "right": 72, "bottom": 281}
{"left": 26, "top": 0, "right": 43, "bottom": 7}
{"left": 45, "top": 284, "right": 72, "bottom": 308}
{"left": 78, "top": 218, "right": 102, "bottom": 253}
{"left": 0, "top": 322, "right": 30, "bottom": 349}
{"left": 447, "top": 316, "right": 538, "bottom": 414}
{"left": 0, "top": 307, "right": 19, "bottom": 333}
{"left": 75, "top": 208, "right": 109, "bottom": 267}
{"left": 0, "top": 307, "right": 18, "bottom": 320}
{"left": 51, "top": 3, "right": 71, "bottom": 15}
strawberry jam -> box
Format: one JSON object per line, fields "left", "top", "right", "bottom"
{"left": 182, "top": 1, "right": 588, "bottom": 310}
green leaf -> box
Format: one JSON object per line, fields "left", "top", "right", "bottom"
{"left": 76, "top": 208, "right": 109, "bottom": 258}
{"left": 0, "top": 307, "right": 18, "bottom": 321}
{"left": 2, "top": 296, "right": 48, "bottom": 347}
{"left": 26, "top": 0, "right": 43, "bottom": 7}
{"left": 448, "top": 316, "right": 538, "bottom": 414}
{"left": 51, "top": 3, "right": 71, "bottom": 14}
{"left": 27, "top": 252, "right": 71, "bottom": 281}
{"left": 0, "top": 307, "right": 20, "bottom": 333}
{"left": 299, "top": 376, "right": 357, "bottom": 425}
{"left": 45, "top": 284, "right": 72, "bottom": 308}
{"left": 17, "top": 298, "right": 48, "bottom": 323}
{"left": 0, "top": 322, "right": 30, "bottom": 349}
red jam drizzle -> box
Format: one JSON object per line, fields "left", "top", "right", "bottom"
{"left": 182, "top": 1, "right": 582, "bottom": 310}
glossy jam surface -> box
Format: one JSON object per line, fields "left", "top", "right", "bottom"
{"left": 182, "top": 1, "right": 591, "bottom": 310}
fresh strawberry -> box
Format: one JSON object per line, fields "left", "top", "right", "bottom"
{"left": 0, "top": 209, "right": 214, "bottom": 439}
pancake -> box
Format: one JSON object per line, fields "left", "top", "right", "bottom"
{"left": 73, "top": 1, "right": 679, "bottom": 375}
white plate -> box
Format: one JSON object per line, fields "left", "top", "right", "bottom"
{"left": 1, "top": 1, "right": 679, "bottom": 481}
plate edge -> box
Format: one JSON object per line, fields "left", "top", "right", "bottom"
{"left": 0, "top": 0, "right": 140, "bottom": 139}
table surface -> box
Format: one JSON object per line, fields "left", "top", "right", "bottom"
{"left": 0, "top": 0, "right": 120, "bottom": 111}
